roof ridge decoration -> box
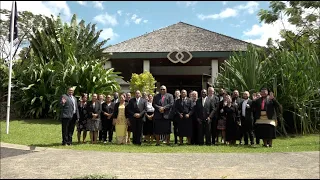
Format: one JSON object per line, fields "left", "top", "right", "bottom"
{"left": 167, "top": 50, "right": 193, "bottom": 64}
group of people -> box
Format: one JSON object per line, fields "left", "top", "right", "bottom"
{"left": 60, "top": 85, "right": 281, "bottom": 148}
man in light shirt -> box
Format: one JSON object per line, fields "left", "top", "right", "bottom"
{"left": 239, "top": 91, "right": 254, "bottom": 145}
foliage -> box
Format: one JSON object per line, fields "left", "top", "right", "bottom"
{"left": 0, "top": 9, "right": 46, "bottom": 60}
{"left": 215, "top": 1, "right": 320, "bottom": 135}
{"left": 14, "top": 14, "right": 121, "bottom": 119}
{"left": 129, "top": 71, "right": 156, "bottom": 94}
{"left": 258, "top": 1, "right": 320, "bottom": 53}
{"left": 215, "top": 41, "right": 320, "bottom": 135}
{"left": 214, "top": 45, "right": 274, "bottom": 94}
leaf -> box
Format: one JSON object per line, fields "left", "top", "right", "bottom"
{"left": 31, "top": 97, "right": 37, "bottom": 105}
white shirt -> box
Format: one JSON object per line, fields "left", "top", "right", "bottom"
{"left": 136, "top": 98, "right": 140, "bottom": 105}
{"left": 69, "top": 95, "right": 76, "bottom": 114}
{"left": 146, "top": 102, "right": 155, "bottom": 112}
{"left": 202, "top": 97, "right": 207, "bottom": 107}
{"left": 242, "top": 99, "right": 248, "bottom": 117}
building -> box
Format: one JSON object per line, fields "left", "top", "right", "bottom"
{"left": 105, "top": 22, "right": 253, "bottom": 94}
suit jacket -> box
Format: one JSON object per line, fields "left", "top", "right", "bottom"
{"left": 127, "top": 98, "right": 147, "bottom": 121}
{"left": 175, "top": 98, "right": 193, "bottom": 116}
{"left": 112, "top": 99, "right": 119, "bottom": 104}
{"left": 60, "top": 94, "right": 79, "bottom": 119}
{"left": 208, "top": 95, "right": 219, "bottom": 119}
{"left": 233, "top": 97, "right": 242, "bottom": 106}
{"left": 239, "top": 99, "right": 254, "bottom": 127}
{"left": 253, "top": 97, "right": 280, "bottom": 120}
{"left": 112, "top": 102, "right": 129, "bottom": 119}
{"left": 194, "top": 96, "right": 216, "bottom": 121}
{"left": 169, "top": 98, "right": 179, "bottom": 120}
{"left": 87, "top": 101, "right": 102, "bottom": 119}
{"left": 101, "top": 102, "right": 115, "bottom": 121}
{"left": 153, "top": 93, "right": 174, "bottom": 120}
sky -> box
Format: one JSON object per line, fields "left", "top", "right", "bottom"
{"left": 1, "top": 1, "right": 302, "bottom": 47}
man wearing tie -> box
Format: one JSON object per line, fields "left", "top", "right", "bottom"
{"left": 60, "top": 87, "right": 79, "bottom": 146}
{"left": 207, "top": 87, "right": 219, "bottom": 145}
{"left": 175, "top": 89, "right": 193, "bottom": 145}
{"left": 112, "top": 92, "right": 119, "bottom": 103}
{"left": 127, "top": 90, "right": 147, "bottom": 145}
{"left": 169, "top": 89, "right": 180, "bottom": 144}
{"left": 194, "top": 89, "right": 216, "bottom": 145}
{"left": 153, "top": 85, "right": 174, "bottom": 146}
{"left": 239, "top": 91, "right": 254, "bottom": 145}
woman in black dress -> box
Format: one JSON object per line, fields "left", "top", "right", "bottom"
{"left": 77, "top": 93, "right": 88, "bottom": 143}
{"left": 143, "top": 94, "right": 155, "bottom": 144}
{"left": 223, "top": 95, "right": 240, "bottom": 145}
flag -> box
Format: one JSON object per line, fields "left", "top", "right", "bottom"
{"left": 9, "top": 1, "right": 18, "bottom": 42}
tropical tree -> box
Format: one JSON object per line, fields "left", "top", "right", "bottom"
{"left": 0, "top": 9, "right": 46, "bottom": 60}
{"left": 129, "top": 71, "right": 157, "bottom": 94}
{"left": 14, "top": 14, "right": 121, "bottom": 119}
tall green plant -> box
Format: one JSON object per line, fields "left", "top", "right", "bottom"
{"left": 14, "top": 14, "right": 121, "bottom": 119}
{"left": 129, "top": 71, "right": 156, "bottom": 95}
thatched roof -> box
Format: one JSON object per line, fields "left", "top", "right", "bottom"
{"left": 105, "top": 22, "right": 255, "bottom": 53}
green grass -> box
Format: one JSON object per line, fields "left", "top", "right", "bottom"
{"left": 1, "top": 119, "right": 319, "bottom": 153}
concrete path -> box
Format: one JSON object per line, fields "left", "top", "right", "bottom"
{"left": 1, "top": 142, "right": 319, "bottom": 179}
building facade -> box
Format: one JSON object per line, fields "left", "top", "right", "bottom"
{"left": 104, "top": 22, "right": 252, "bottom": 94}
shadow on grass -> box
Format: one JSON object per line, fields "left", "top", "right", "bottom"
{"left": 0, "top": 118, "right": 61, "bottom": 125}
{"left": 29, "top": 143, "right": 63, "bottom": 148}
{"left": 22, "top": 119, "right": 61, "bottom": 125}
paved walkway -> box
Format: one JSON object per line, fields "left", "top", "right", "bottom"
{"left": 1, "top": 142, "right": 319, "bottom": 179}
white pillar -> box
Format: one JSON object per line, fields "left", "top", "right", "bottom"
{"left": 104, "top": 61, "right": 112, "bottom": 69}
{"left": 143, "top": 60, "right": 150, "bottom": 72}
{"left": 211, "top": 60, "right": 219, "bottom": 85}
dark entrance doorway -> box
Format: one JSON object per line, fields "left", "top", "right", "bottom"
{"left": 154, "top": 75, "right": 202, "bottom": 95}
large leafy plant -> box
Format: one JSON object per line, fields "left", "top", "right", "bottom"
{"left": 14, "top": 14, "right": 121, "bottom": 119}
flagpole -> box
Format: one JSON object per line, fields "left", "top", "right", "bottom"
{"left": 6, "top": 1, "right": 16, "bottom": 134}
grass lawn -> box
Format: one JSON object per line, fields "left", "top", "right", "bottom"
{"left": 0, "top": 119, "right": 319, "bottom": 153}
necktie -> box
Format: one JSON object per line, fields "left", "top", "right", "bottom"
{"left": 261, "top": 98, "right": 265, "bottom": 110}
{"left": 161, "top": 95, "right": 165, "bottom": 104}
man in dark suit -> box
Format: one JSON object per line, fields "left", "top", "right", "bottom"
{"left": 101, "top": 95, "right": 114, "bottom": 143}
{"left": 60, "top": 87, "right": 79, "bottom": 146}
{"left": 112, "top": 92, "right": 119, "bottom": 103}
{"left": 175, "top": 89, "right": 194, "bottom": 145}
{"left": 98, "top": 94, "right": 105, "bottom": 142}
{"left": 239, "top": 91, "right": 254, "bottom": 145}
{"left": 153, "top": 85, "right": 174, "bottom": 146}
{"left": 208, "top": 87, "right": 219, "bottom": 145}
{"left": 169, "top": 89, "right": 180, "bottom": 144}
{"left": 127, "top": 90, "right": 147, "bottom": 145}
{"left": 190, "top": 91, "right": 198, "bottom": 145}
{"left": 232, "top": 90, "right": 242, "bottom": 105}
{"left": 194, "top": 89, "right": 216, "bottom": 145}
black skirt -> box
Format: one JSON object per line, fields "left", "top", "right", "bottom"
{"left": 177, "top": 116, "right": 193, "bottom": 137}
{"left": 154, "top": 117, "right": 171, "bottom": 135}
{"left": 143, "top": 112, "right": 154, "bottom": 135}
{"left": 255, "top": 124, "right": 276, "bottom": 139}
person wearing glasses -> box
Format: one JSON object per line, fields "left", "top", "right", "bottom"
{"left": 153, "top": 85, "right": 174, "bottom": 146}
